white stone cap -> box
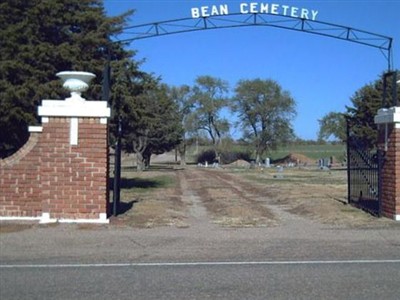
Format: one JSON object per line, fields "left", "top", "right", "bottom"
{"left": 38, "top": 99, "right": 111, "bottom": 118}
{"left": 374, "top": 106, "right": 400, "bottom": 124}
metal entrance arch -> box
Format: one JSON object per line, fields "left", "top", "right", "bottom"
{"left": 107, "top": 12, "right": 395, "bottom": 216}
{"left": 117, "top": 13, "right": 393, "bottom": 70}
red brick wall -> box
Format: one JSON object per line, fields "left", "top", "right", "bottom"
{"left": 381, "top": 126, "right": 400, "bottom": 219}
{"left": 0, "top": 117, "right": 109, "bottom": 220}
{"left": 0, "top": 133, "right": 42, "bottom": 217}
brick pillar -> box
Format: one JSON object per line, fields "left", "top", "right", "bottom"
{"left": 36, "top": 72, "right": 111, "bottom": 223}
{"left": 375, "top": 106, "right": 400, "bottom": 221}
{"left": 0, "top": 71, "right": 111, "bottom": 223}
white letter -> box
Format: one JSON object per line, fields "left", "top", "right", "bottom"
{"left": 250, "top": 2, "right": 258, "bottom": 13}
{"left": 191, "top": 8, "right": 200, "bottom": 18}
{"left": 281, "top": 5, "right": 290, "bottom": 16}
{"left": 211, "top": 5, "right": 219, "bottom": 16}
{"left": 300, "top": 8, "right": 309, "bottom": 19}
{"left": 259, "top": 3, "right": 269, "bottom": 13}
{"left": 270, "top": 4, "right": 279, "bottom": 15}
{"left": 291, "top": 6, "right": 299, "bottom": 18}
{"left": 311, "top": 10, "right": 319, "bottom": 21}
{"left": 201, "top": 6, "right": 210, "bottom": 17}
{"left": 240, "top": 3, "right": 248, "bottom": 14}
{"left": 220, "top": 4, "right": 229, "bottom": 15}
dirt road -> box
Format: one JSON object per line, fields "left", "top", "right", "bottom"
{"left": 113, "top": 167, "right": 399, "bottom": 229}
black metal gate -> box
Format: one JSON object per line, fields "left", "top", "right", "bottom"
{"left": 346, "top": 122, "right": 384, "bottom": 216}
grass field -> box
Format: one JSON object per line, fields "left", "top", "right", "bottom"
{"left": 186, "top": 143, "right": 346, "bottom": 163}
{"left": 267, "top": 143, "right": 346, "bottom": 161}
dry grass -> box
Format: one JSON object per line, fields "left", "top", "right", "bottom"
{"left": 113, "top": 164, "right": 399, "bottom": 229}
{"left": 235, "top": 167, "right": 397, "bottom": 228}
{"left": 113, "top": 168, "right": 188, "bottom": 228}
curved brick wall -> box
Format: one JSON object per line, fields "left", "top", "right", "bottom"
{"left": 0, "top": 133, "right": 42, "bottom": 217}
{"left": 0, "top": 117, "right": 109, "bottom": 222}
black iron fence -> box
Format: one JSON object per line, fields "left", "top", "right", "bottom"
{"left": 346, "top": 123, "right": 384, "bottom": 216}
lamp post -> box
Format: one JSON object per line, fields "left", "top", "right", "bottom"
{"left": 383, "top": 71, "right": 398, "bottom": 107}
{"left": 102, "top": 49, "right": 122, "bottom": 217}
{"left": 113, "top": 116, "right": 122, "bottom": 216}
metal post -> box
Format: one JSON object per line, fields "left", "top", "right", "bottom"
{"left": 392, "top": 71, "right": 398, "bottom": 106}
{"left": 383, "top": 72, "right": 389, "bottom": 108}
{"left": 113, "top": 117, "right": 122, "bottom": 216}
{"left": 102, "top": 58, "right": 110, "bottom": 102}
{"left": 346, "top": 117, "right": 352, "bottom": 205}
{"left": 377, "top": 149, "right": 385, "bottom": 217}
{"left": 383, "top": 71, "right": 398, "bottom": 108}
{"left": 102, "top": 49, "right": 112, "bottom": 215}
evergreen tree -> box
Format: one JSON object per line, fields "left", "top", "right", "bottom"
{"left": 113, "top": 63, "right": 183, "bottom": 170}
{"left": 346, "top": 71, "right": 399, "bottom": 147}
{"left": 0, "top": 0, "right": 133, "bottom": 157}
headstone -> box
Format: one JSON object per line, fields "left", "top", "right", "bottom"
{"left": 250, "top": 161, "right": 256, "bottom": 169}
{"left": 273, "top": 166, "right": 284, "bottom": 179}
{"left": 265, "top": 157, "right": 270, "bottom": 168}
{"left": 318, "top": 159, "right": 323, "bottom": 168}
{"left": 319, "top": 157, "right": 330, "bottom": 169}
{"left": 324, "top": 157, "right": 330, "bottom": 167}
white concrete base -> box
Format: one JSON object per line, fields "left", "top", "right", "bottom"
{"left": 39, "top": 213, "right": 57, "bottom": 224}
{"left": 58, "top": 213, "right": 109, "bottom": 224}
{"left": 1, "top": 213, "right": 109, "bottom": 224}
{"left": 0, "top": 216, "right": 41, "bottom": 222}
{"left": 395, "top": 214, "right": 400, "bottom": 221}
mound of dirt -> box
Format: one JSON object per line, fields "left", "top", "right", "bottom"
{"left": 226, "top": 159, "right": 251, "bottom": 167}
{"left": 274, "top": 153, "right": 315, "bottom": 165}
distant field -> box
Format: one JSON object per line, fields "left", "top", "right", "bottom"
{"left": 186, "top": 143, "right": 346, "bottom": 163}
{"left": 268, "top": 143, "right": 346, "bottom": 161}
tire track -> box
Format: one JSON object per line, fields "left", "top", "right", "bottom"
{"left": 183, "top": 169, "right": 277, "bottom": 227}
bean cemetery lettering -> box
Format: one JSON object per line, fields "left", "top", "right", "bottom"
{"left": 191, "top": 2, "right": 319, "bottom": 21}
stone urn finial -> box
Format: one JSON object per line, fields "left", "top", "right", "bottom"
{"left": 56, "top": 71, "right": 96, "bottom": 101}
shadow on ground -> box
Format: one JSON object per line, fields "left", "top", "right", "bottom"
{"left": 109, "top": 177, "right": 166, "bottom": 190}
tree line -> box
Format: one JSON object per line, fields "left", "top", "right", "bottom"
{"left": 0, "top": 0, "right": 296, "bottom": 169}
{"left": 109, "top": 70, "right": 297, "bottom": 169}
{"left": 1, "top": 0, "right": 397, "bottom": 168}
{"left": 318, "top": 71, "right": 399, "bottom": 147}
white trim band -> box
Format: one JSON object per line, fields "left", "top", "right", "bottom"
{"left": 70, "top": 117, "right": 78, "bottom": 145}
{"left": 28, "top": 126, "right": 43, "bottom": 133}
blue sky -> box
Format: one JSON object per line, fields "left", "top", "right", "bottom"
{"left": 104, "top": 0, "right": 400, "bottom": 140}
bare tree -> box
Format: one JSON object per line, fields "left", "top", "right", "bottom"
{"left": 190, "top": 75, "right": 230, "bottom": 157}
